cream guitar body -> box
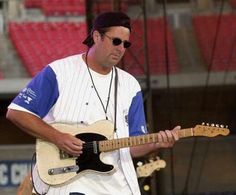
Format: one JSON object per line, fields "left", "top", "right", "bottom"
{"left": 37, "top": 120, "right": 114, "bottom": 186}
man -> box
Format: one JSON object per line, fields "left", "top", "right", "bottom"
{"left": 7, "top": 11, "right": 180, "bottom": 195}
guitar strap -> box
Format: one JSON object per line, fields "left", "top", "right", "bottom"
{"left": 114, "top": 67, "right": 118, "bottom": 132}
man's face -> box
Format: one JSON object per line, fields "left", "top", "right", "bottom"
{"left": 94, "top": 26, "right": 131, "bottom": 68}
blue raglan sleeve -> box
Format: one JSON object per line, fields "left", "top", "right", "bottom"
{"left": 128, "top": 91, "right": 148, "bottom": 136}
{"left": 11, "top": 66, "right": 59, "bottom": 118}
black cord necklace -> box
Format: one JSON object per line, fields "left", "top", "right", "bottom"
{"left": 85, "top": 51, "right": 113, "bottom": 120}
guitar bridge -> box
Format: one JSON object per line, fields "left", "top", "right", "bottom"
{"left": 48, "top": 165, "right": 79, "bottom": 175}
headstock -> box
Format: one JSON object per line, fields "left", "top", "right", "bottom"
{"left": 193, "top": 123, "right": 230, "bottom": 137}
{"left": 136, "top": 157, "right": 166, "bottom": 178}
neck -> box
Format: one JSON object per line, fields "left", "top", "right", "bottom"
{"left": 84, "top": 49, "right": 113, "bottom": 75}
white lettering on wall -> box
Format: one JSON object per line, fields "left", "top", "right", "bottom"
{"left": 0, "top": 164, "right": 8, "bottom": 185}
{"left": 11, "top": 163, "right": 29, "bottom": 185}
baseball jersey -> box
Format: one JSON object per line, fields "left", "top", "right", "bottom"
{"left": 8, "top": 53, "right": 147, "bottom": 195}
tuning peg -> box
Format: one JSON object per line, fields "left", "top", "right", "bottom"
{"left": 215, "top": 124, "right": 219, "bottom": 127}
{"left": 219, "top": 124, "right": 228, "bottom": 128}
{"left": 137, "top": 161, "right": 143, "bottom": 167}
{"left": 202, "top": 122, "right": 205, "bottom": 125}
{"left": 211, "top": 123, "right": 215, "bottom": 127}
{"left": 206, "top": 123, "right": 210, "bottom": 126}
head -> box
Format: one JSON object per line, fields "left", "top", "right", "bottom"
{"left": 83, "top": 12, "right": 132, "bottom": 68}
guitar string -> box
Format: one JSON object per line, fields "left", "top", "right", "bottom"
{"left": 85, "top": 51, "right": 113, "bottom": 120}
{"left": 83, "top": 142, "right": 93, "bottom": 149}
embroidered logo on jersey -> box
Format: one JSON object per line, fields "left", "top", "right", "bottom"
{"left": 123, "top": 109, "right": 128, "bottom": 126}
{"left": 18, "top": 87, "right": 36, "bottom": 104}
{"left": 141, "top": 125, "right": 147, "bottom": 134}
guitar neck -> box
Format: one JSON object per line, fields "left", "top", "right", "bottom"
{"left": 99, "top": 128, "right": 193, "bottom": 152}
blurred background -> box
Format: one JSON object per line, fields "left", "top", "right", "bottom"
{"left": 0, "top": 0, "right": 236, "bottom": 194}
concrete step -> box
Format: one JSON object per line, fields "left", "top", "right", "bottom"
{"left": 0, "top": 32, "right": 29, "bottom": 78}
{"left": 173, "top": 27, "right": 206, "bottom": 73}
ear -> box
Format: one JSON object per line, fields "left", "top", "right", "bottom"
{"left": 92, "top": 30, "right": 101, "bottom": 44}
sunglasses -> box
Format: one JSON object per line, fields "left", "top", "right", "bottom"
{"left": 103, "top": 34, "right": 131, "bottom": 48}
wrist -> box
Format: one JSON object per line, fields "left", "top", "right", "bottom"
{"left": 151, "top": 142, "right": 160, "bottom": 150}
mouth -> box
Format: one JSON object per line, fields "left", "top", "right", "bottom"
{"left": 111, "top": 54, "right": 121, "bottom": 61}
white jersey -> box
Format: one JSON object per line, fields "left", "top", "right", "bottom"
{"left": 8, "top": 54, "right": 147, "bottom": 195}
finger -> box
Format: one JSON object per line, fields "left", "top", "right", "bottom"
{"left": 165, "top": 130, "right": 175, "bottom": 143}
{"left": 157, "top": 131, "right": 164, "bottom": 143}
{"left": 172, "top": 126, "right": 181, "bottom": 141}
{"left": 70, "top": 141, "right": 83, "bottom": 151}
{"left": 64, "top": 140, "right": 84, "bottom": 155}
{"left": 159, "top": 131, "right": 168, "bottom": 142}
{"left": 64, "top": 145, "right": 83, "bottom": 157}
{"left": 70, "top": 136, "right": 85, "bottom": 146}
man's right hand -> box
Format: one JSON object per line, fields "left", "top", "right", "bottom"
{"left": 54, "top": 132, "right": 84, "bottom": 157}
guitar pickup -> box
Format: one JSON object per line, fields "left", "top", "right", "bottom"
{"left": 60, "top": 150, "right": 74, "bottom": 159}
{"left": 48, "top": 165, "right": 79, "bottom": 175}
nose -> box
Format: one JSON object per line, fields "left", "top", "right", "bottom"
{"left": 117, "top": 43, "right": 126, "bottom": 51}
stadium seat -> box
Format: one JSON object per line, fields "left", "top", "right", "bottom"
{"left": 24, "top": 0, "right": 130, "bottom": 16}
{"left": 8, "top": 17, "right": 179, "bottom": 77}
{"left": 93, "top": 0, "right": 128, "bottom": 13}
{"left": 192, "top": 14, "right": 236, "bottom": 71}
{"left": 24, "top": 0, "right": 42, "bottom": 8}
{"left": 123, "top": 18, "right": 179, "bottom": 76}
{"left": 8, "top": 21, "right": 87, "bottom": 76}
{"left": 24, "top": 0, "right": 86, "bottom": 16}
{"left": 229, "top": 0, "right": 236, "bottom": 9}
{"left": 41, "top": 0, "right": 86, "bottom": 16}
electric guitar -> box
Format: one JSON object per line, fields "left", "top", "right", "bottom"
{"left": 36, "top": 120, "right": 229, "bottom": 185}
{"left": 136, "top": 158, "right": 166, "bottom": 178}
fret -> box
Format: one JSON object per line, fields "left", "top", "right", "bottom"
{"left": 178, "top": 128, "right": 193, "bottom": 138}
{"left": 120, "top": 140, "right": 125, "bottom": 148}
{"left": 133, "top": 136, "right": 136, "bottom": 145}
{"left": 152, "top": 133, "right": 156, "bottom": 143}
{"left": 99, "top": 125, "right": 229, "bottom": 152}
{"left": 130, "top": 137, "right": 134, "bottom": 146}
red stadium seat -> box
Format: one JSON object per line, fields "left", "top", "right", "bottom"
{"left": 8, "top": 21, "right": 87, "bottom": 76}
{"left": 229, "top": 0, "right": 236, "bottom": 9}
{"left": 8, "top": 17, "right": 179, "bottom": 77}
{"left": 24, "top": 0, "right": 42, "bottom": 8}
{"left": 92, "top": 1, "right": 128, "bottom": 14}
{"left": 192, "top": 14, "right": 236, "bottom": 71}
{"left": 123, "top": 18, "right": 179, "bottom": 76}
{"left": 41, "top": 0, "right": 86, "bottom": 16}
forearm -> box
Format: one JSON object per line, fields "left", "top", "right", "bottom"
{"left": 6, "top": 109, "right": 84, "bottom": 156}
{"left": 130, "top": 143, "right": 159, "bottom": 158}
{"left": 130, "top": 127, "right": 180, "bottom": 157}
{"left": 6, "top": 109, "right": 61, "bottom": 144}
